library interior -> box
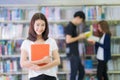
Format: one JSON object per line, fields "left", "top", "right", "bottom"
{"left": 0, "top": 0, "right": 120, "bottom": 80}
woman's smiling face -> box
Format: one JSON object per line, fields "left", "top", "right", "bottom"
{"left": 34, "top": 19, "right": 46, "bottom": 36}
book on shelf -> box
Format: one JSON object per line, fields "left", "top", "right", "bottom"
{"left": 0, "top": 8, "right": 25, "bottom": 21}
{"left": 83, "top": 6, "right": 105, "bottom": 21}
{"left": 84, "top": 76, "right": 97, "bottom": 80}
{"left": 1, "top": 58, "right": 21, "bottom": 73}
{"left": 62, "top": 59, "right": 70, "bottom": 72}
{"left": 0, "top": 40, "right": 13, "bottom": 55}
{"left": 0, "top": 40, "right": 23, "bottom": 56}
{"left": 107, "top": 58, "right": 120, "bottom": 71}
{"left": 111, "top": 39, "right": 120, "bottom": 54}
{"left": 0, "top": 75, "right": 22, "bottom": 80}
{"left": 22, "top": 75, "right": 28, "bottom": 80}
{"left": 0, "top": 61, "right": 3, "bottom": 73}
{"left": 22, "top": 24, "right": 29, "bottom": 38}
{"left": 49, "top": 24, "right": 64, "bottom": 39}
{"left": 0, "top": 26, "right": 2, "bottom": 39}
{"left": 1, "top": 24, "right": 24, "bottom": 39}
{"left": 85, "top": 44, "right": 94, "bottom": 55}
{"left": 57, "top": 74, "right": 68, "bottom": 80}
{"left": 41, "top": 7, "right": 61, "bottom": 20}
{"left": 106, "top": 6, "right": 120, "bottom": 20}
{"left": 56, "top": 39, "right": 66, "bottom": 53}
{"left": 1, "top": 6, "right": 120, "bottom": 21}
{"left": 85, "top": 59, "right": 93, "bottom": 69}
{"left": 28, "top": 9, "right": 39, "bottom": 20}
{"left": 15, "top": 40, "right": 23, "bottom": 53}
{"left": 108, "top": 74, "right": 120, "bottom": 80}
{"left": 110, "top": 25, "right": 116, "bottom": 36}
{"left": 116, "top": 25, "right": 120, "bottom": 36}
{"left": 78, "top": 42, "right": 86, "bottom": 56}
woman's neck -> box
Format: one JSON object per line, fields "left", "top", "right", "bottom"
{"left": 35, "top": 36, "right": 45, "bottom": 44}
{"left": 36, "top": 35, "right": 44, "bottom": 41}
{"left": 37, "top": 35, "right": 42, "bottom": 39}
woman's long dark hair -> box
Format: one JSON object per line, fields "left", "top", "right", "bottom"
{"left": 27, "top": 13, "right": 49, "bottom": 41}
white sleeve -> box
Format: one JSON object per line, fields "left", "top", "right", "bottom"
{"left": 20, "top": 40, "right": 28, "bottom": 51}
{"left": 51, "top": 39, "right": 58, "bottom": 51}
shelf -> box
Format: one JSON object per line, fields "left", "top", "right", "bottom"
{"left": 0, "top": 20, "right": 120, "bottom": 24}
{"left": 0, "top": 20, "right": 68, "bottom": 24}
{"left": 0, "top": 71, "right": 69, "bottom": 75}
{"left": 1, "top": 0, "right": 120, "bottom": 7}
{"left": 60, "top": 54, "right": 66, "bottom": 57}
{"left": 58, "top": 69, "right": 97, "bottom": 75}
{"left": 111, "top": 54, "right": 120, "bottom": 57}
{"left": 53, "top": 37, "right": 65, "bottom": 40}
{"left": 0, "top": 36, "right": 120, "bottom": 40}
{"left": 48, "top": 20, "right": 68, "bottom": 24}
{"left": 57, "top": 71, "right": 69, "bottom": 74}
{"left": 85, "top": 69, "right": 96, "bottom": 75}
{"left": 108, "top": 71, "right": 120, "bottom": 74}
{"left": 0, "top": 38, "right": 26, "bottom": 40}
{"left": 1, "top": 70, "right": 120, "bottom": 75}
{"left": 0, "top": 71, "right": 28, "bottom": 75}
{"left": 112, "top": 36, "right": 120, "bottom": 39}
{"left": 85, "top": 54, "right": 120, "bottom": 57}
{"left": 85, "top": 54, "right": 95, "bottom": 57}
{"left": 0, "top": 37, "right": 65, "bottom": 40}
{"left": 0, "top": 54, "right": 66, "bottom": 58}
{"left": 0, "top": 54, "right": 20, "bottom": 58}
{"left": 0, "top": 20, "right": 30, "bottom": 24}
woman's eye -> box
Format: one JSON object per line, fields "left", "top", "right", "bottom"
{"left": 37, "top": 24, "right": 40, "bottom": 26}
{"left": 41, "top": 24, "right": 45, "bottom": 26}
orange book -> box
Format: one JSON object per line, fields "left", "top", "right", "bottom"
{"left": 31, "top": 44, "right": 49, "bottom": 66}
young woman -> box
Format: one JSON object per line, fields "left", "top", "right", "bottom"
{"left": 88, "top": 20, "right": 111, "bottom": 80}
{"left": 20, "top": 13, "right": 60, "bottom": 80}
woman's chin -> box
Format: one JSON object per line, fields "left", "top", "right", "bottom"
{"left": 36, "top": 32, "right": 42, "bottom": 35}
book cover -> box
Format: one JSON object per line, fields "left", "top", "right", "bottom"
{"left": 84, "top": 25, "right": 93, "bottom": 38}
{"left": 84, "top": 24, "right": 100, "bottom": 42}
{"left": 31, "top": 44, "right": 49, "bottom": 66}
{"left": 87, "top": 36, "right": 100, "bottom": 42}
{"left": 84, "top": 31, "right": 92, "bottom": 38}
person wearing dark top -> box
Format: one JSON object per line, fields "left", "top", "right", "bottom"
{"left": 88, "top": 20, "right": 111, "bottom": 80}
{"left": 64, "top": 11, "right": 86, "bottom": 80}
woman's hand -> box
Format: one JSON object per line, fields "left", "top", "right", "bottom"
{"left": 42, "top": 56, "right": 52, "bottom": 63}
{"left": 29, "top": 64, "right": 40, "bottom": 71}
{"left": 87, "top": 39, "right": 95, "bottom": 45}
